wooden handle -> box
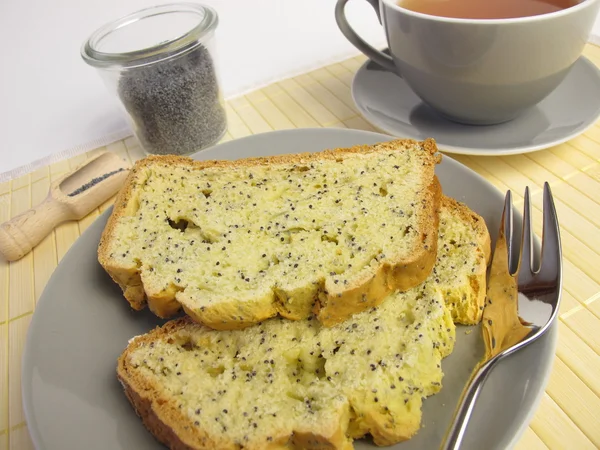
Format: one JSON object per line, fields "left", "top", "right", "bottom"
{"left": 0, "top": 195, "right": 75, "bottom": 261}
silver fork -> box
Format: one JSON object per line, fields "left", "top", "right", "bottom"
{"left": 440, "top": 182, "right": 562, "bottom": 450}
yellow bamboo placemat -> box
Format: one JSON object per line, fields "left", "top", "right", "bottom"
{"left": 2, "top": 43, "right": 600, "bottom": 450}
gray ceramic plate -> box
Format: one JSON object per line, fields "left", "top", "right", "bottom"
{"left": 22, "top": 129, "right": 556, "bottom": 450}
{"left": 352, "top": 55, "right": 600, "bottom": 156}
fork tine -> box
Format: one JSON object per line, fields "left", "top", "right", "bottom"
{"left": 502, "top": 190, "right": 516, "bottom": 275}
{"left": 517, "top": 187, "right": 534, "bottom": 281}
{"left": 541, "top": 182, "right": 562, "bottom": 280}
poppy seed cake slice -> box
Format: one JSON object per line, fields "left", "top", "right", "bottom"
{"left": 119, "top": 287, "right": 453, "bottom": 450}
{"left": 117, "top": 196, "right": 491, "bottom": 449}
{"left": 99, "top": 139, "right": 441, "bottom": 329}
{"left": 435, "top": 197, "right": 491, "bottom": 324}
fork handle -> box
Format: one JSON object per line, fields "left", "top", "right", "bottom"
{"left": 440, "top": 357, "right": 500, "bottom": 450}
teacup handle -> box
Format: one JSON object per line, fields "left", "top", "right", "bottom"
{"left": 335, "top": 0, "right": 397, "bottom": 73}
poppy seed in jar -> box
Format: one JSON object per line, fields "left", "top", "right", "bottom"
{"left": 118, "top": 44, "right": 227, "bottom": 156}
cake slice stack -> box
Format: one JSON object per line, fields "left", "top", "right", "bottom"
{"left": 99, "top": 139, "right": 491, "bottom": 449}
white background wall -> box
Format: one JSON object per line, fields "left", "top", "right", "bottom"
{"left": 1, "top": 0, "right": 599, "bottom": 177}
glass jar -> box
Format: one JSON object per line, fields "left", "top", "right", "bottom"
{"left": 82, "top": 3, "right": 227, "bottom": 156}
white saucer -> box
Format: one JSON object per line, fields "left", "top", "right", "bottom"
{"left": 352, "top": 55, "right": 600, "bottom": 156}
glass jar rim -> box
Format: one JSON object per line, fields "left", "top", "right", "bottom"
{"left": 81, "top": 2, "right": 218, "bottom": 70}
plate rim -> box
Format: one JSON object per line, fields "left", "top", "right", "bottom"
{"left": 351, "top": 55, "right": 600, "bottom": 156}
{"left": 21, "top": 127, "right": 557, "bottom": 450}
